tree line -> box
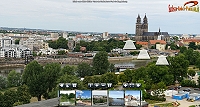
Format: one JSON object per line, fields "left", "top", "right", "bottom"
{"left": 47, "top": 37, "right": 142, "bottom": 52}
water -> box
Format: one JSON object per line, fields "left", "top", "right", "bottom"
{"left": 0, "top": 59, "right": 153, "bottom": 77}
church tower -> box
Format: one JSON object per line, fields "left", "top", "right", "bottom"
{"left": 135, "top": 14, "right": 142, "bottom": 36}
{"left": 141, "top": 13, "right": 148, "bottom": 33}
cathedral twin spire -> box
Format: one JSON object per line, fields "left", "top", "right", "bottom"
{"left": 137, "top": 13, "right": 148, "bottom": 24}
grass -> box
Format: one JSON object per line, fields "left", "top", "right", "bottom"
{"left": 150, "top": 103, "right": 174, "bottom": 107}
{"left": 145, "top": 99, "right": 163, "bottom": 104}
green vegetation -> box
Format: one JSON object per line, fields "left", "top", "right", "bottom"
{"left": 4, "top": 40, "right": 200, "bottom": 106}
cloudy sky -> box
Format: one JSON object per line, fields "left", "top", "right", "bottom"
{"left": 0, "top": 0, "right": 199, "bottom": 34}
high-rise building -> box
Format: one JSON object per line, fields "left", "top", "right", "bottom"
{"left": 102, "top": 32, "right": 109, "bottom": 39}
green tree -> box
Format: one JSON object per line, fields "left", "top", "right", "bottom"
{"left": 188, "top": 42, "right": 197, "bottom": 50}
{"left": 76, "top": 62, "right": 93, "bottom": 77}
{"left": 15, "top": 39, "right": 20, "bottom": 44}
{"left": 188, "top": 70, "right": 196, "bottom": 77}
{"left": 101, "top": 72, "right": 118, "bottom": 85}
{"left": 61, "top": 65, "right": 76, "bottom": 75}
{"left": 170, "top": 42, "right": 178, "bottom": 50}
{"left": 118, "top": 74, "right": 127, "bottom": 83}
{"left": 0, "top": 92, "right": 3, "bottom": 107}
{"left": 108, "top": 63, "right": 115, "bottom": 72}
{"left": 168, "top": 54, "right": 189, "bottom": 82}
{"left": 22, "top": 61, "right": 46, "bottom": 101}
{"left": 151, "top": 82, "right": 166, "bottom": 97}
{"left": 179, "top": 46, "right": 187, "bottom": 53}
{"left": 196, "top": 57, "right": 200, "bottom": 69}
{"left": 16, "top": 85, "right": 31, "bottom": 105}
{"left": 0, "top": 76, "right": 7, "bottom": 89}
{"left": 43, "top": 63, "right": 61, "bottom": 99}
{"left": 93, "top": 51, "right": 109, "bottom": 75}
{"left": 7, "top": 70, "right": 21, "bottom": 87}
{"left": 57, "top": 50, "right": 66, "bottom": 55}
{"left": 3, "top": 90, "right": 18, "bottom": 107}
{"left": 123, "top": 69, "right": 134, "bottom": 82}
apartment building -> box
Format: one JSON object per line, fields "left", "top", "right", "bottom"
{"left": 0, "top": 45, "right": 32, "bottom": 58}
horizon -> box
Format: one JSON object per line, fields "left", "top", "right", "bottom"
{"left": 0, "top": 0, "right": 200, "bottom": 34}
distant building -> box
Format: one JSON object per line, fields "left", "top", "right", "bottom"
{"left": 67, "top": 40, "right": 75, "bottom": 50}
{"left": 102, "top": 32, "right": 109, "bottom": 39}
{"left": 0, "top": 45, "right": 32, "bottom": 58}
{"left": 135, "top": 14, "right": 170, "bottom": 42}
{"left": 136, "top": 41, "right": 148, "bottom": 49}
{"left": 0, "top": 36, "right": 13, "bottom": 48}
{"left": 148, "top": 40, "right": 166, "bottom": 51}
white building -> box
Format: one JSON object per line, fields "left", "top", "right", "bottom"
{"left": 0, "top": 45, "right": 32, "bottom": 58}
{"left": 102, "top": 32, "right": 109, "bottom": 39}
{"left": 0, "top": 36, "right": 13, "bottom": 48}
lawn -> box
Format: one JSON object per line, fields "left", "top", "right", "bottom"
{"left": 150, "top": 103, "right": 174, "bottom": 107}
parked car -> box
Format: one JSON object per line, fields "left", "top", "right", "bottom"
{"left": 194, "top": 88, "right": 200, "bottom": 91}
{"left": 183, "top": 88, "right": 191, "bottom": 92}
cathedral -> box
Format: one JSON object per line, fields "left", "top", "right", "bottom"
{"left": 135, "top": 14, "right": 170, "bottom": 42}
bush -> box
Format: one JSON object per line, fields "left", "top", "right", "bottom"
{"left": 149, "top": 95, "right": 166, "bottom": 101}
{"left": 181, "top": 80, "right": 196, "bottom": 87}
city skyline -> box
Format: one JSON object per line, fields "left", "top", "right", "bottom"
{"left": 0, "top": 0, "right": 199, "bottom": 34}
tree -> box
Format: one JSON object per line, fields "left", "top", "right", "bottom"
{"left": 93, "top": 51, "right": 109, "bottom": 75}
{"left": 108, "top": 63, "right": 115, "bottom": 72}
{"left": 0, "top": 92, "right": 4, "bottom": 107}
{"left": 43, "top": 63, "right": 61, "bottom": 99}
{"left": 170, "top": 42, "right": 178, "bottom": 50}
{"left": 188, "top": 42, "right": 197, "bottom": 50}
{"left": 76, "top": 62, "right": 93, "bottom": 77}
{"left": 179, "top": 46, "right": 187, "bottom": 53}
{"left": 61, "top": 65, "right": 76, "bottom": 75}
{"left": 188, "top": 70, "right": 196, "bottom": 77}
{"left": 15, "top": 39, "right": 20, "bottom": 44}
{"left": 16, "top": 85, "right": 31, "bottom": 105}
{"left": 57, "top": 50, "right": 66, "bottom": 55}
{"left": 123, "top": 69, "right": 134, "bottom": 82}
{"left": 101, "top": 72, "right": 118, "bottom": 85}
{"left": 151, "top": 82, "right": 166, "bottom": 97}
{"left": 3, "top": 90, "right": 18, "bottom": 107}
{"left": 7, "top": 70, "right": 21, "bottom": 87}
{"left": 168, "top": 54, "right": 189, "bottom": 82}
{"left": 196, "top": 57, "right": 200, "bottom": 69}
{"left": 22, "top": 61, "right": 46, "bottom": 101}
{"left": 118, "top": 74, "right": 127, "bottom": 83}
{"left": 0, "top": 76, "right": 7, "bottom": 89}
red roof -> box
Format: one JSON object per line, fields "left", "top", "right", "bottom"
{"left": 136, "top": 41, "right": 148, "bottom": 45}
{"left": 183, "top": 39, "right": 200, "bottom": 42}
{"left": 149, "top": 40, "right": 166, "bottom": 44}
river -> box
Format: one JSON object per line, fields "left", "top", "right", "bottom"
{"left": 0, "top": 59, "right": 154, "bottom": 77}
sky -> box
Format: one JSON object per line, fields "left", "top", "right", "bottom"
{"left": 92, "top": 90, "right": 107, "bottom": 96}
{"left": 125, "top": 90, "right": 140, "bottom": 98}
{"left": 109, "top": 90, "right": 124, "bottom": 98}
{"left": 76, "top": 90, "right": 91, "bottom": 98}
{"left": 0, "top": 0, "right": 199, "bottom": 34}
